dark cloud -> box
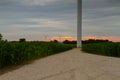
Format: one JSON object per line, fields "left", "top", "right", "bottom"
{"left": 82, "top": 0, "right": 120, "bottom": 40}
{"left": 0, "top": 0, "right": 21, "bottom": 6}
{"left": 0, "top": 0, "right": 77, "bottom": 41}
{"left": 0, "top": 0, "right": 119, "bottom": 41}
{"left": 83, "top": 0, "right": 120, "bottom": 10}
{"left": 108, "top": 0, "right": 120, "bottom": 3}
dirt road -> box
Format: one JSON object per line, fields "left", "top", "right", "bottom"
{"left": 0, "top": 48, "right": 120, "bottom": 80}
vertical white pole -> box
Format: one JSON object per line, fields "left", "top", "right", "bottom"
{"left": 77, "top": 0, "right": 82, "bottom": 48}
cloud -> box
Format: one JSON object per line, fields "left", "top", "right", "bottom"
{"left": 0, "top": 0, "right": 56, "bottom": 6}
{"left": 0, "top": 0, "right": 119, "bottom": 41}
{"left": 83, "top": 15, "right": 120, "bottom": 36}
{"left": 1, "top": 17, "right": 76, "bottom": 41}
{"left": 8, "top": 18, "right": 68, "bottom": 33}
{"left": 0, "top": 0, "right": 76, "bottom": 7}
{"left": 20, "top": 0, "right": 58, "bottom": 6}
{"left": 82, "top": 0, "right": 120, "bottom": 40}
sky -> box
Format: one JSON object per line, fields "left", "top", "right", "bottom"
{"left": 0, "top": 0, "right": 120, "bottom": 42}
{"left": 83, "top": 0, "right": 120, "bottom": 42}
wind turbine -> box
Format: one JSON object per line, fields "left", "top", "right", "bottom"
{"left": 77, "top": 0, "right": 82, "bottom": 48}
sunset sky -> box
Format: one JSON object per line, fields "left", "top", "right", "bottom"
{"left": 0, "top": 0, "right": 120, "bottom": 42}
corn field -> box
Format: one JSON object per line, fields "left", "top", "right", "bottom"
{"left": 82, "top": 42, "right": 120, "bottom": 57}
{"left": 0, "top": 41, "right": 75, "bottom": 68}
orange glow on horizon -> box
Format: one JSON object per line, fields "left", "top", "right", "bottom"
{"left": 42, "top": 35, "right": 120, "bottom": 42}
{"left": 49, "top": 36, "right": 76, "bottom": 41}
{"left": 83, "top": 36, "right": 120, "bottom": 42}
{"left": 51, "top": 36, "right": 76, "bottom": 41}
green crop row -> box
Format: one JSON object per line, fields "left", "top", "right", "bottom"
{"left": 0, "top": 41, "right": 75, "bottom": 68}
{"left": 82, "top": 42, "right": 120, "bottom": 57}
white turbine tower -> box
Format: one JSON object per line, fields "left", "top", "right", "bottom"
{"left": 77, "top": 0, "right": 82, "bottom": 48}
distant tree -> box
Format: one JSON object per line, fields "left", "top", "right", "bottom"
{"left": 19, "top": 38, "right": 26, "bottom": 42}
{"left": 50, "top": 40, "right": 58, "bottom": 43}
{"left": 63, "top": 40, "right": 76, "bottom": 44}
{"left": 0, "top": 33, "right": 3, "bottom": 41}
{"left": 63, "top": 40, "right": 69, "bottom": 44}
{"left": 53, "top": 40, "right": 58, "bottom": 43}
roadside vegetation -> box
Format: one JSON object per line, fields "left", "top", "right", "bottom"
{"left": 0, "top": 41, "right": 75, "bottom": 68}
{"left": 82, "top": 42, "right": 120, "bottom": 57}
